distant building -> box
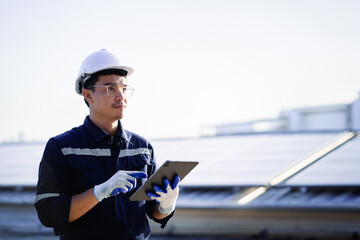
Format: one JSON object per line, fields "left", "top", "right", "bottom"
{"left": 203, "top": 92, "right": 360, "bottom": 136}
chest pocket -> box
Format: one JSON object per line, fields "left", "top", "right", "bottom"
{"left": 68, "top": 156, "right": 100, "bottom": 193}
{"left": 68, "top": 156, "right": 99, "bottom": 169}
{"left": 118, "top": 148, "right": 154, "bottom": 172}
{"left": 124, "top": 153, "right": 154, "bottom": 195}
{"left": 130, "top": 154, "right": 153, "bottom": 172}
{"left": 119, "top": 150, "right": 155, "bottom": 189}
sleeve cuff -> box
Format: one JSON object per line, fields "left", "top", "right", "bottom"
{"left": 146, "top": 201, "right": 175, "bottom": 229}
{"left": 54, "top": 193, "right": 72, "bottom": 235}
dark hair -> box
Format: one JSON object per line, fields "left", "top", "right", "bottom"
{"left": 82, "top": 69, "right": 128, "bottom": 107}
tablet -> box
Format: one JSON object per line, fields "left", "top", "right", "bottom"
{"left": 129, "top": 160, "right": 199, "bottom": 201}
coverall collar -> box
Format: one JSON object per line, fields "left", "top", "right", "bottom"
{"left": 83, "top": 116, "right": 132, "bottom": 144}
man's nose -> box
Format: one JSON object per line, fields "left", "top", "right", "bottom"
{"left": 115, "top": 89, "right": 125, "bottom": 100}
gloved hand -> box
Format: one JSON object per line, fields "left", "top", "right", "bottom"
{"left": 146, "top": 175, "right": 180, "bottom": 215}
{"left": 94, "top": 170, "right": 147, "bottom": 202}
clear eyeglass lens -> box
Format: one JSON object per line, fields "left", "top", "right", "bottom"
{"left": 107, "top": 86, "right": 134, "bottom": 97}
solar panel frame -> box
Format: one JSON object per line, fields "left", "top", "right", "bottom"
{"left": 284, "top": 133, "right": 360, "bottom": 187}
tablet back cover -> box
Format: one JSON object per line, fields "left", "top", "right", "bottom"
{"left": 130, "top": 160, "right": 199, "bottom": 201}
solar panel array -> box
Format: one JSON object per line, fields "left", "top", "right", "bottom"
{"left": 0, "top": 132, "right": 358, "bottom": 189}
{"left": 151, "top": 133, "right": 340, "bottom": 186}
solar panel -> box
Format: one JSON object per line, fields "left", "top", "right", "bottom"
{"left": 284, "top": 133, "right": 360, "bottom": 186}
{"left": 151, "top": 133, "right": 340, "bottom": 186}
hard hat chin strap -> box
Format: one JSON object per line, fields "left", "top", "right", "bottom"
{"left": 78, "top": 80, "right": 84, "bottom": 93}
{"left": 82, "top": 73, "right": 92, "bottom": 82}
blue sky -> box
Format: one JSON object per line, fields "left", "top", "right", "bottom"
{"left": 0, "top": 0, "right": 359, "bottom": 142}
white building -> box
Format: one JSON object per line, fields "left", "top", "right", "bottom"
{"left": 205, "top": 92, "right": 360, "bottom": 136}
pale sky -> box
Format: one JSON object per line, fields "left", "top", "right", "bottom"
{"left": 0, "top": 0, "right": 359, "bottom": 143}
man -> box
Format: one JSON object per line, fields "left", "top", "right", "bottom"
{"left": 35, "top": 49, "right": 179, "bottom": 240}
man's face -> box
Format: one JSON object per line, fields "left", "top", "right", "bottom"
{"left": 86, "top": 74, "right": 129, "bottom": 122}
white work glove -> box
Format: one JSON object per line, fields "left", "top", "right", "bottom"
{"left": 146, "top": 175, "right": 180, "bottom": 215}
{"left": 94, "top": 170, "right": 147, "bottom": 202}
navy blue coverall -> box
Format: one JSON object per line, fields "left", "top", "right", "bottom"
{"left": 35, "top": 116, "right": 173, "bottom": 240}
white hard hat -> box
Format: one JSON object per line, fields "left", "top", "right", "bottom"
{"left": 75, "top": 49, "right": 134, "bottom": 95}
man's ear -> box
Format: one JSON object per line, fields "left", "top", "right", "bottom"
{"left": 83, "top": 89, "right": 93, "bottom": 105}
